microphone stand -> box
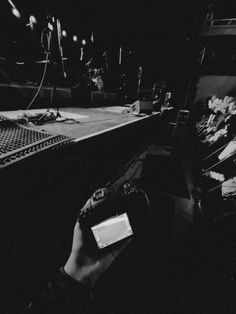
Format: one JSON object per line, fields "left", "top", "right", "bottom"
{"left": 103, "top": 51, "right": 109, "bottom": 71}
{"left": 137, "top": 66, "right": 142, "bottom": 99}
{"left": 49, "top": 18, "right": 79, "bottom": 124}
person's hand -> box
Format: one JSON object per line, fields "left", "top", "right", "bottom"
{"left": 64, "top": 221, "right": 132, "bottom": 288}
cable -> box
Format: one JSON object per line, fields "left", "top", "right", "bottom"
{"left": 138, "top": 188, "right": 151, "bottom": 209}
{"left": 23, "top": 30, "right": 51, "bottom": 115}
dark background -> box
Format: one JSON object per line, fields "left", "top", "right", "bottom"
{"left": 0, "top": 0, "right": 207, "bottom": 101}
{"left": 1, "top": 0, "right": 236, "bottom": 103}
{"left": 1, "top": 1, "right": 236, "bottom": 312}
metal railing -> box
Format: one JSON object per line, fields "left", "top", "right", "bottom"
{"left": 204, "top": 18, "right": 236, "bottom": 27}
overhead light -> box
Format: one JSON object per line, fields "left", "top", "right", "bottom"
{"left": 12, "top": 7, "right": 21, "bottom": 18}
{"left": 8, "top": 0, "right": 15, "bottom": 7}
{"left": 29, "top": 15, "right": 37, "bottom": 24}
{"left": 73, "top": 35, "right": 78, "bottom": 42}
{"left": 8, "top": 0, "right": 21, "bottom": 18}
{"left": 62, "top": 30, "right": 67, "bottom": 37}
{"left": 48, "top": 22, "right": 54, "bottom": 31}
{"left": 26, "top": 15, "right": 37, "bottom": 29}
{"left": 82, "top": 39, "right": 86, "bottom": 45}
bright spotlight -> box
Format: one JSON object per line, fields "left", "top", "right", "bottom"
{"left": 26, "top": 15, "right": 37, "bottom": 29}
{"left": 73, "top": 35, "right": 78, "bottom": 42}
{"left": 12, "top": 7, "right": 21, "bottom": 18}
{"left": 48, "top": 22, "right": 54, "bottom": 31}
{"left": 29, "top": 15, "right": 37, "bottom": 24}
{"left": 62, "top": 30, "right": 67, "bottom": 37}
{"left": 82, "top": 39, "right": 86, "bottom": 46}
{"left": 8, "top": 0, "right": 21, "bottom": 18}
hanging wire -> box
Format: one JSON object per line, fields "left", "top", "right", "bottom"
{"left": 24, "top": 29, "right": 51, "bottom": 115}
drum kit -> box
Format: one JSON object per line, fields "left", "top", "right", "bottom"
{"left": 88, "top": 67, "right": 104, "bottom": 91}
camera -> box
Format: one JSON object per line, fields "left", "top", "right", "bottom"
{"left": 78, "top": 182, "right": 150, "bottom": 250}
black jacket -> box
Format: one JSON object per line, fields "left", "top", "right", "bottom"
{"left": 27, "top": 268, "right": 98, "bottom": 314}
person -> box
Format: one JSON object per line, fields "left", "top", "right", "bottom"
{"left": 27, "top": 220, "right": 131, "bottom": 314}
{"left": 26, "top": 184, "right": 148, "bottom": 313}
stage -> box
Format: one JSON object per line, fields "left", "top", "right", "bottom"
{"left": 0, "top": 105, "right": 170, "bottom": 305}
{"left": 0, "top": 106, "right": 157, "bottom": 140}
{"left": 0, "top": 105, "right": 198, "bottom": 313}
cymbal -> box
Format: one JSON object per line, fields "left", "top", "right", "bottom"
{"left": 34, "top": 57, "right": 68, "bottom": 64}
{"left": 15, "top": 57, "right": 68, "bottom": 65}
{"left": 16, "top": 60, "right": 48, "bottom": 65}
{"left": 34, "top": 60, "right": 50, "bottom": 64}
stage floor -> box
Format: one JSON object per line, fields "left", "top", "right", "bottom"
{"left": 0, "top": 106, "right": 158, "bottom": 140}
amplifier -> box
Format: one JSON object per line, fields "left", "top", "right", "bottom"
{"left": 131, "top": 100, "right": 154, "bottom": 114}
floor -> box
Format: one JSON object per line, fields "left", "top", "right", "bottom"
{"left": 1, "top": 107, "right": 236, "bottom": 313}
{"left": 94, "top": 121, "right": 236, "bottom": 313}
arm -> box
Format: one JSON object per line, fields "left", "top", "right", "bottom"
{"left": 27, "top": 221, "right": 131, "bottom": 314}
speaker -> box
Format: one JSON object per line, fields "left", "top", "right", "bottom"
{"left": 131, "top": 100, "right": 154, "bottom": 114}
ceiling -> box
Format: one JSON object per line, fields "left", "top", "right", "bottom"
{"left": 1, "top": 0, "right": 234, "bottom": 87}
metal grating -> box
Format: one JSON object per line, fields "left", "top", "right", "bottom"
{"left": 0, "top": 116, "right": 71, "bottom": 168}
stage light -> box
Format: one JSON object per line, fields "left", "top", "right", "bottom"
{"left": 29, "top": 15, "right": 37, "bottom": 24}
{"left": 8, "top": 0, "right": 21, "bottom": 18}
{"left": 82, "top": 39, "right": 86, "bottom": 45}
{"left": 73, "top": 35, "right": 78, "bottom": 42}
{"left": 48, "top": 22, "right": 54, "bottom": 31}
{"left": 8, "top": 0, "right": 14, "bottom": 6}
{"left": 62, "top": 30, "right": 67, "bottom": 37}
{"left": 12, "top": 7, "right": 21, "bottom": 18}
{"left": 26, "top": 15, "right": 37, "bottom": 29}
